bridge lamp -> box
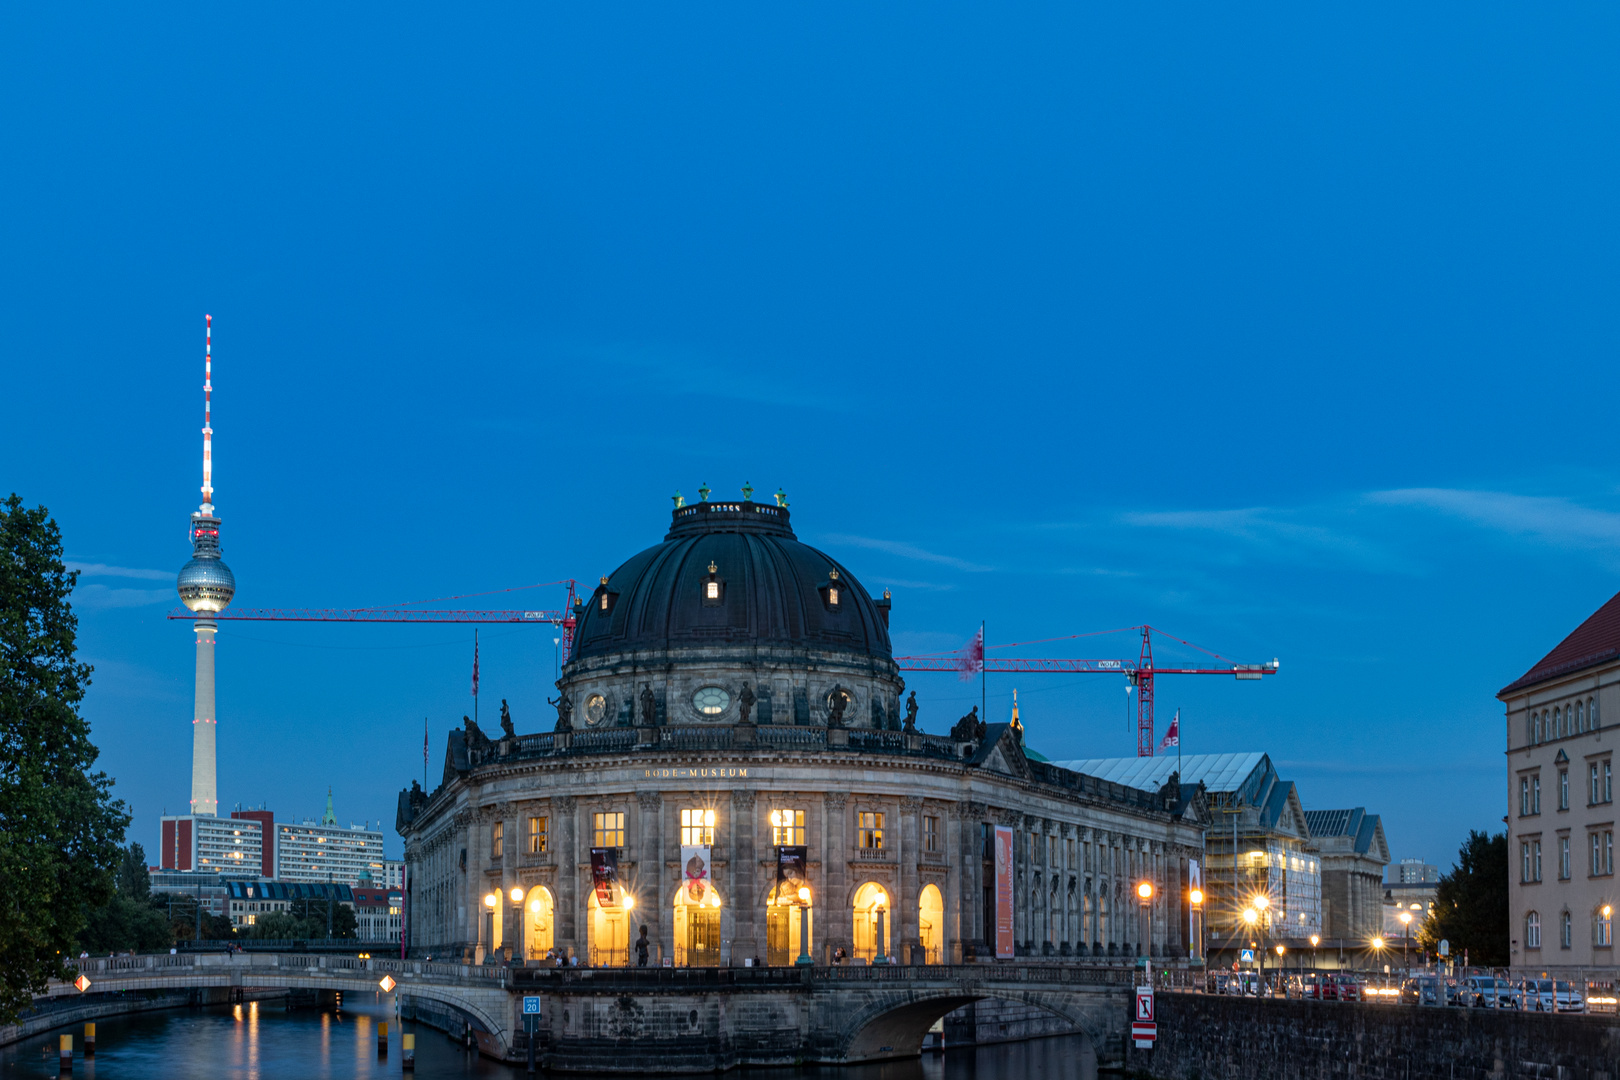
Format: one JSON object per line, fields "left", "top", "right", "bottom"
{"left": 1372, "top": 937, "right": 1384, "bottom": 950}
{"left": 510, "top": 887, "right": 524, "bottom": 904}
{"left": 483, "top": 893, "right": 497, "bottom": 909}
{"left": 624, "top": 895, "right": 636, "bottom": 912}
{"left": 1189, "top": 888, "right": 1203, "bottom": 906}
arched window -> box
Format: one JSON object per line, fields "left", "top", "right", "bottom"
{"left": 1593, "top": 697, "right": 1601, "bottom": 732}
{"left": 1525, "top": 911, "right": 1541, "bottom": 948}
{"left": 1595, "top": 905, "right": 1613, "bottom": 948}
{"left": 1556, "top": 707, "right": 1564, "bottom": 738}
{"left": 1579, "top": 702, "right": 1587, "bottom": 732}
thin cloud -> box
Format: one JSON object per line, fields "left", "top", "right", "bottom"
{"left": 73, "top": 584, "right": 172, "bottom": 610}
{"left": 870, "top": 577, "right": 956, "bottom": 592}
{"left": 1368, "top": 488, "right": 1620, "bottom": 549}
{"left": 67, "top": 562, "right": 173, "bottom": 581}
{"left": 1118, "top": 506, "right": 1401, "bottom": 573}
{"left": 820, "top": 534, "right": 993, "bottom": 572}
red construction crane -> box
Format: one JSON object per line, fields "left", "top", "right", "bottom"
{"left": 895, "top": 625, "right": 1278, "bottom": 758}
{"left": 165, "top": 580, "right": 583, "bottom": 661}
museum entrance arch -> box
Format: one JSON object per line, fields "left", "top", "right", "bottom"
{"left": 852, "top": 882, "right": 892, "bottom": 963}
{"left": 673, "top": 880, "right": 723, "bottom": 967}
{"left": 919, "top": 883, "right": 944, "bottom": 963}
{"left": 588, "top": 887, "right": 631, "bottom": 967}
{"left": 766, "top": 881, "right": 814, "bottom": 966}
{"left": 524, "top": 885, "right": 555, "bottom": 959}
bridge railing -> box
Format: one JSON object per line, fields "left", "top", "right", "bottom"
{"left": 59, "top": 952, "right": 507, "bottom": 986}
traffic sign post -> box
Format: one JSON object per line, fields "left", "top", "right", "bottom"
{"left": 1134, "top": 986, "right": 1156, "bottom": 1048}
{"left": 1239, "top": 948, "right": 1255, "bottom": 964}
{"left": 522, "top": 997, "right": 541, "bottom": 1073}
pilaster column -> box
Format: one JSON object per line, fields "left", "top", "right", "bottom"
{"left": 555, "top": 796, "right": 578, "bottom": 956}
{"left": 899, "top": 797, "right": 923, "bottom": 959}
{"left": 824, "top": 791, "right": 849, "bottom": 958}
{"left": 731, "top": 789, "right": 757, "bottom": 961}
{"left": 637, "top": 791, "right": 662, "bottom": 961}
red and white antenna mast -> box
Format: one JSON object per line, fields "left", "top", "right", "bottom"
{"left": 201, "top": 314, "right": 214, "bottom": 513}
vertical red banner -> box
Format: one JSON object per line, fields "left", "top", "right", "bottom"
{"left": 994, "top": 825, "right": 1014, "bottom": 959}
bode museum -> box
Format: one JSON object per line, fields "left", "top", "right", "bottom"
{"left": 397, "top": 496, "right": 1209, "bottom": 968}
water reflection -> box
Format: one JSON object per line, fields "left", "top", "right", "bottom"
{"left": 0, "top": 998, "right": 1096, "bottom": 1080}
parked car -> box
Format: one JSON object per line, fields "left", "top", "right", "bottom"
{"left": 1327, "top": 975, "right": 1362, "bottom": 1002}
{"left": 1463, "top": 976, "right": 1518, "bottom": 1009}
{"left": 1518, "top": 979, "right": 1586, "bottom": 1013}
{"left": 1294, "top": 973, "right": 1329, "bottom": 1000}
{"left": 1402, "top": 976, "right": 1443, "bottom": 1006}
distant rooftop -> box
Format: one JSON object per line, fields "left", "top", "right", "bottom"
{"left": 1047, "top": 752, "right": 1267, "bottom": 794}
{"left": 1501, "top": 587, "right": 1620, "bottom": 696}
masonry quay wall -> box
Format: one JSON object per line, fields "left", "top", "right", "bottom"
{"left": 1133, "top": 994, "right": 1620, "bottom": 1080}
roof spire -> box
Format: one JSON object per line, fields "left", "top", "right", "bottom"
{"left": 200, "top": 314, "right": 215, "bottom": 513}
{"left": 322, "top": 787, "right": 336, "bottom": 826}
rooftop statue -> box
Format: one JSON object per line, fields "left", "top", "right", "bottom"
{"left": 463, "top": 715, "right": 491, "bottom": 751}
{"left": 549, "top": 689, "right": 573, "bottom": 732}
{"left": 738, "top": 683, "right": 756, "bottom": 724}
{"left": 949, "top": 705, "right": 984, "bottom": 742}
{"left": 500, "top": 698, "right": 516, "bottom": 739}
{"left": 826, "top": 689, "right": 847, "bottom": 728}
{"left": 903, "top": 691, "right": 919, "bottom": 734}
{"left": 640, "top": 683, "right": 656, "bottom": 725}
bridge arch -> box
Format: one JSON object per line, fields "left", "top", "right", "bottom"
{"left": 834, "top": 986, "right": 1111, "bottom": 1063}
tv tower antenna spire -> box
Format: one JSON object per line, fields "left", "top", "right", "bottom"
{"left": 201, "top": 313, "right": 214, "bottom": 512}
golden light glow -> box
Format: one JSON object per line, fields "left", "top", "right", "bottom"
{"left": 874, "top": 890, "right": 888, "bottom": 909}
{"left": 1243, "top": 908, "right": 1258, "bottom": 925}
{"left": 1372, "top": 937, "right": 1384, "bottom": 949}
{"left": 1275, "top": 945, "right": 1285, "bottom": 956}
{"left": 798, "top": 886, "right": 812, "bottom": 903}
{"left": 510, "top": 887, "right": 524, "bottom": 903}
{"left": 483, "top": 893, "right": 497, "bottom": 909}
{"left": 1136, "top": 881, "right": 1153, "bottom": 901}
{"left": 1399, "top": 912, "right": 1412, "bottom": 926}
{"left": 624, "top": 895, "right": 636, "bottom": 911}
{"left": 1253, "top": 895, "right": 1269, "bottom": 911}
{"left": 1606, "top": 905, "right": 1614, "bottom": 919}
{"left": 1189, "top": 888, "right": 1204, "bottom": 906}
{"left": 529, "top": 900, "right": 541, "bottom": 914}
{"left": 1310, "top": 935, "right": 1320, "bottom": 947}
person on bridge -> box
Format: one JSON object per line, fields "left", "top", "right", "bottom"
{"left": 636, "top": 926, "right": 650, "bottom": 967}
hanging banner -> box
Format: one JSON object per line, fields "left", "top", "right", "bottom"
{"left": 590, "top": 847, "right": 619, "bottom": 905}
{"left": 681, "top": 845, "right": 712, "bottom": 902}
{"left": 994, "top": 825, "right": 1014, "bottom": 959}
{"left": 775, "top": 846, "right": 808, "bottom": 901}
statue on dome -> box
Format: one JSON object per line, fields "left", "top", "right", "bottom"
{"left": 549, "top": 689, "right": 573, "bottom": 732}
{"left": 500, "top": 699, "right": 516, "bottom": 739}
{"left": 826, "top": 689, "right": 848, "bottom": 728}
{"left": 949, "top": 705, "right": 984, "bottom": 742}
{"left": 903, "top": 691, "right": 919, "bottom": 733}
{"left": 738, "top": 683, "right": 756, "bottom": 724}
{"left": 640, "top": 683, "right": 656, "bottom": 726}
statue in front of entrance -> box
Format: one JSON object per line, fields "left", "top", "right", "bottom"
{"left": 738, "top": 683, "right": 756, "bottom": 724}
{"left": 639, "top": 683, "right": 656, "bottom": 725}
{"left": 903, "top": 691, "right": 919, "bottom": 733}
{"left": 499, "top": 698, "right": 516, "bottom": 739}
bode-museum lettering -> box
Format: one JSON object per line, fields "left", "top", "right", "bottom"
{"left": 397, "top": 496, "right": 1206, "bottom": 968}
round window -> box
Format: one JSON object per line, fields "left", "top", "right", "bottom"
{"left": 584, "top": 694, "right": 607, "bottom": 726}
{"left": 692, "top": 687, "right": 730, "bottom": 716}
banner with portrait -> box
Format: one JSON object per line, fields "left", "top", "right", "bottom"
{"left": 775, "top": 845, "right": 808, "bottom": 902}
{"left": 994, "top": 825, "right": 1014, "bottom": 959}
{"left": 591, "top": 846, "right": 619, "bottom": 905}
{"left": 681, "top": 845, "right": 711, "bottom": 902}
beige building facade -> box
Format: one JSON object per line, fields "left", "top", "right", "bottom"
{"left": 1501, "top": 589, "right": 1620, "bottom": 983}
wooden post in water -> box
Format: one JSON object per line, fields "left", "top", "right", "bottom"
{"left": 401, "top": 1032, "right": 416, "bottom": 1071}
{"left": 377, "top": 1019, "right": 388, "bottom": 1056}
{"left": 58, "top": 1034, "right": 72, "bottom": 1073}
{"left": 83, "top": 1023, "right": 95, "bottom": 1057}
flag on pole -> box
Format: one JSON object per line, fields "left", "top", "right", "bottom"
{"left": 1158, "top": 709, "right": 1180, "bottom": 752}
{"left": 471, "top": 637, "right": 480, "bottom": 698}
{"left": 957, "top": 626, "right": 984, "bottom": 682}
{"left": 423, "top": 718, "right": 429, "bottom": 766}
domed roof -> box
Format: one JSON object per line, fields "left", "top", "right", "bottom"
{"left": 178, "top": 555, "right": 236, "bottom": 613}
{"left": 568, "top": 500, "right": 892, "bottom": 665}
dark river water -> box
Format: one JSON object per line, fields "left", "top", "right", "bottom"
{"left": 0, "top": 999, "right": 1098, "bottom": 1080}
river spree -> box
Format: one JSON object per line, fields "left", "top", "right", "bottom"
{"left": 0, "top": 999, "right": 1098, "bottom": 1080}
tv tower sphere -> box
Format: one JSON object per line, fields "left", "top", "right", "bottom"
{"left": 177, "top": 544, "right": 235, "bottom": 612}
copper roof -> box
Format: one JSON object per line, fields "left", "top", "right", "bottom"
{"left": 1500, "top": 588, "right": 1620, "bottom": 696}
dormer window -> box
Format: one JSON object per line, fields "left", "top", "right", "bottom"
{"left": 701, "top": 561, "right": 725, "bottom": 607}
{"left": 594, "top": 576, "right": 618, "bottom": 615}
{"left": 819, "top": 569, "right": 843, "bottom": 611}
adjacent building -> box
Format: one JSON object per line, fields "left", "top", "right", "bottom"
{"left": 354, "top": 886, "right": 404, "bottom": 944}
{"left": 160, "top": 813, "right": 264, "bottom": 875}
{"left": 223, "top": 880, "right": 355, "bottom": 933}
{"left": 1304, "top": 807, "right": 1390, "bottom": 943}
{"left": 276, "top": 791, "right": 388, "bottom": 888}
{"left": 1501, "top": 589, "right": 1620, "bottom": 984}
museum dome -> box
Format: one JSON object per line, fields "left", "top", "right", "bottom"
{"left": 567, "top": 497, "right": 893, "bottom": 665}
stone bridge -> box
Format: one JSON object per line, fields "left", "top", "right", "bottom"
{"left": 49, "top": 953, "right": 1149, "bottom": 1070}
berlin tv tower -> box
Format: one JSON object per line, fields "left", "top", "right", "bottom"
{"left": 175, "top": 315, "right": 235, "bottom": 817}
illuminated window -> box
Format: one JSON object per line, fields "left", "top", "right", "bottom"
{"left": 600, "top": 593, "right": 609, "bottom": 611}
{"left": 924, "top": 815, "right": 939, "bottom": 853}
{"left": 693, "top": 687, "right": 730, "bottom": 716}
{"left": 771, "top": 808, "right": 805, "bottom": 846}
{"left": 681, "top": 808, "right": 717, "bottom": 846}
{"left": 528, "top": 816, "right": 547, "bottom": 854}
{"left": 828, "top": 587, "right": 839, "bottom": 606}
{"left": 858, "top": 812, "right": 884, "bottom": 850}
{"left": 706, "top": 581, "right": 719, "bottom": 600}
{"left": 491, "top": 821, "right": 504, "bottom": 859}
{"left": 1595, "top": 906, "right": 1613, "bottom": 947}
{"left": 594, "top": 812, "right": 624, "bottom": 848}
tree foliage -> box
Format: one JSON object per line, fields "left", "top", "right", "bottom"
{"left": 1418, "top": 829, "right": 1509, "bottom": 967}
{"left": 78, "top": 843, "right": 172, "bottom": 954}
{"left": 0, "top": 495, "right": 130, "bottom": 1024}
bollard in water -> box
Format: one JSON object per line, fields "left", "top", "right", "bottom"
{"left": 58, "top": 1034, "right": 72, "bottom": 1073}
{"left": 401, "top": 1032, "right": 416, "bottom": 1071}
{"left": 377, "top": 1019, "right": 388, "bottom": 1056}
{"left": 83, "top": 1023, "right": 95, "bottom": 1058}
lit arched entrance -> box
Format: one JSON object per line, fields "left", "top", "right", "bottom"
{"left": 852, "top": 882, "right": 891, "bottom": 964}
{"left": 919, "top": 883, "right": 944, "bottom": 964}
{"left": 766, "top": 881, "right": 814, "bottom": 967}
{"left": 674, "top": 880, "right": 723, "bottom": 967}
{"left": 524, "top": 885, "right": 554, "bottom": 959}
{"left": 588, "top": 886, "right": 634, "bottom": 967}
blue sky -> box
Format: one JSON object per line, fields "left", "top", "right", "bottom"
{"left": 4, "top": 4, "right": 1619, "bottom": 868}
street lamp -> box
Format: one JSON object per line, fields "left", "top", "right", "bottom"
{"left": 1398, "top": 911, "right": 1412, "bottom": 978}
{"left": 1137, "top": 881, "right": 1154, "bottom": 960}
{"left": 1371, "top": 936, "right": 1384, "bottom": 977}
{"left": 1275, "top": 945, "right": 1286, "bottom": 996}
{"left": 873, "top": 891, "right": 889, "bottom": 965}
{"left": 1189, "top": 887, "right": 1204, "bottom": 965}
{"left": 482, "top": 893, "right": 497, "bottom": 962}
{"left": 1310, "top": 934, "right": 1320, "bottom": 977}
{"left": 1243, "top": 908, "right": 1260, "bottom": 993}
{"left": 796, "top": 885, "right": 813, "bottom": 967}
